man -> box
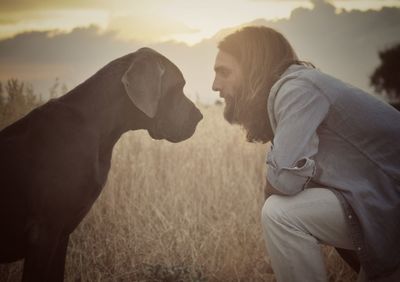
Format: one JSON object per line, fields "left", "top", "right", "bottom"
{"left": 212, "top": 26, "right": 400, "bottom": 282}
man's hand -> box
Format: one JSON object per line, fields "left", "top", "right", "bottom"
{"left": 264, "top": 180, "right": 286, "bottom": 200}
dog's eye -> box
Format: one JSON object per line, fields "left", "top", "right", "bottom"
{"left": 170, "top": 89, "right": 181, "bottom": 99}
{"left": 162, "top": 87, "right": 180, "bottom": 104}
{"left": 169, "top": 85, "right": 182, "bottom": 95}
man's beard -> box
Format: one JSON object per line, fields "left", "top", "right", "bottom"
{"left": 223, "top": 96, "right": 237, "bottom": 124}
{"left": 222, "top": 85, "right": 274, "bottom": 143}
{"left": 223, "top": 86, "right": 243, "bottom": 124}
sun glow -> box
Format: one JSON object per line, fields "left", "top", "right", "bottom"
{"left": 0, "top": 0, "right": 311, "bottom": 45}
{"left": 123, "top": 0, "right": 312, "bottom": 45}
{"left": 0, "top": 0, "right": 399, "bottom": 45}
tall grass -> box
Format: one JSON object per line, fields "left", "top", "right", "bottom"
{"left": 0, "top": 104, "right": 356, "bottom": 281}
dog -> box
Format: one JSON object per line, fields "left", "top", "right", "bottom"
{"left": 0, "top": 47, "right": 203, "bottom": 281}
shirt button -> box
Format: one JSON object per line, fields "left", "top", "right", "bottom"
{"left": 348, "top": 215, "right": 352, "bottom": 219}
{"left": 357, "top": 247, "right": 362, "bottom": 251}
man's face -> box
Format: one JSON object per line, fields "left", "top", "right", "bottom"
{"left": 212, "top": 50, "right": 244, "bottom": 123}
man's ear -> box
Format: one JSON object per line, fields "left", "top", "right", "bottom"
{"left": 121, "top": 53, "right": 165, "bottom": 118}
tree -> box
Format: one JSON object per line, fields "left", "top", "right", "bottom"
{"left": 5, "top": 79, "right": 26, "bottom": 120}
{"left": 61, "top": 83, "right": 69, "bottom": 96}
{"left": 0, "top": 79, "right": 43, "bottom": 129}
{"left": 370, "top": 43, "right": 400, "bottom": 110}
{"left": 49, "top": 77, "right": 60, "bottom": 99}
{"left": 0, "top": 81, "right": 4, "bottom": 108}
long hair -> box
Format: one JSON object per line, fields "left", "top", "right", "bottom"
{"left": 218, "top": 26, "right": 312, "bottom": 143}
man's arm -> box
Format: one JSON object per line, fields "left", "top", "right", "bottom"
{"left": 264, "top": 179, "right": 286, "bottom": 200}
{"left": 265, "top": 79, "right": 330, "bottom": 196}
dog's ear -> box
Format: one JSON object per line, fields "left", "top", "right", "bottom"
{"left": 121, "top": 53, "right": 165, "bottom": 118}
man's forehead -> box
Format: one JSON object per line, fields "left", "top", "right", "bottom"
{"left": 214, "top": 51, "right": 239, "bottom": 68}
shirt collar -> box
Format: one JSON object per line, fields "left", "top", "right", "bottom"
{"left": 280, "top": 64, "right": 307, "bottom": 78}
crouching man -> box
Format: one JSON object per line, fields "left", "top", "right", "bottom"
{"left": 211, "top": 26, "right": 400, "bottom": 282}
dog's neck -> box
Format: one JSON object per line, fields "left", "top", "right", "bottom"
{"left": 58, "top": 66, "right": 152, "bottom": 152}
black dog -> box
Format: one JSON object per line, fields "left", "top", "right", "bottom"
{"left": 0, "top": 48, "right": 203, "bottom": 281}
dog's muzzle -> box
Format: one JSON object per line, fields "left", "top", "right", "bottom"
{"left": 149, "top": 106, "right": 202, "bottom": 142}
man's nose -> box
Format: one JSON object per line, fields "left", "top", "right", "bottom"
{"left": 212, "top": 77, "right": 220, "bottom": 92}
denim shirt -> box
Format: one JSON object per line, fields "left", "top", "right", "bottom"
{"left": 266, "top": 64, "right": 400, "bottom": 280}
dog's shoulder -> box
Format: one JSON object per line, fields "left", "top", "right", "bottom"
{"left": 33, "top": 99, "right": 88, "bottom": 128}
{"left": 34, "top": 99, "right": 95, "bottom": 141}
{"left": 1, "top": 99, "right": 98, "bottom": 166}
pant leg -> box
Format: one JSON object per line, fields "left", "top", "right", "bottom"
{"left": 261, "top": 188, "right": 354, "bottom": 282}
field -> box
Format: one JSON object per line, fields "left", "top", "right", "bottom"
{"left": 0, "top": 105, "right": 356, "bottom": 281}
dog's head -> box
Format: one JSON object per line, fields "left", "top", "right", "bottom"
{"left": 121, "top": 48, "right": 202, "bottom": 143}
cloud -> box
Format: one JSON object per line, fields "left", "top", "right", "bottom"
{"left": 108, "top": 14, "right": 199, "bottom": 43}
{"left": 0, "top": 0, "right": 202, "bottom": 43}
{"left": 0, "top": 17, "right": 19, "bottom": 25}
{"left": 0, "top": 0, "right": 109, "bottom": 12}
{"left": 0, "top": 26, "right": 130, "bottom": 64}
{"left": 0, "top": 5, "right": 399, "bottom": 103}
{"left": 0, "top": 25, "right": 140, "bottom": 95}
{"left": 265, "top": 4, "right": 400, "bottom": 90}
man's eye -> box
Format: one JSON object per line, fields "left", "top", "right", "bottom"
{"left": 220, "top": 70, "right": 230, "bottom": 77}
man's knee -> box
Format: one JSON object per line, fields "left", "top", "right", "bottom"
{"left": 261, "top": 195, "right": 288, "bottom": 228}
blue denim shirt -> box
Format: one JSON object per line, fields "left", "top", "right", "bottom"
{"left": 266, "top": 64, "right": 400, "bottom": 280}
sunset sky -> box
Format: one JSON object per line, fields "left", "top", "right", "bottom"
{"left": 1, "top": 0, "right": 400, "bottom": 103}
{"left": 1, "top": 0, "right": 400, "bottom": 45}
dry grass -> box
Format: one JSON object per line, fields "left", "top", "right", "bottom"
{"left": 0, "top": 105, "right": 356, "bottom": 281}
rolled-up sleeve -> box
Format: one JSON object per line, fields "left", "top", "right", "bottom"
{"left": 266, "top": 78, "right": 330, "bottom": 195}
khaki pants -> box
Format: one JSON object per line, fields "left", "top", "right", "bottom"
{"left": 261, "top": 188, "right": 365, "bottom": 282}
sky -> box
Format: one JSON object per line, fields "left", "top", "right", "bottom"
{"left": 1, "top": 0, "right": 400, "bottom": 45}
{"left": 0, "top": 0, "right": 400, "bottom": 103}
